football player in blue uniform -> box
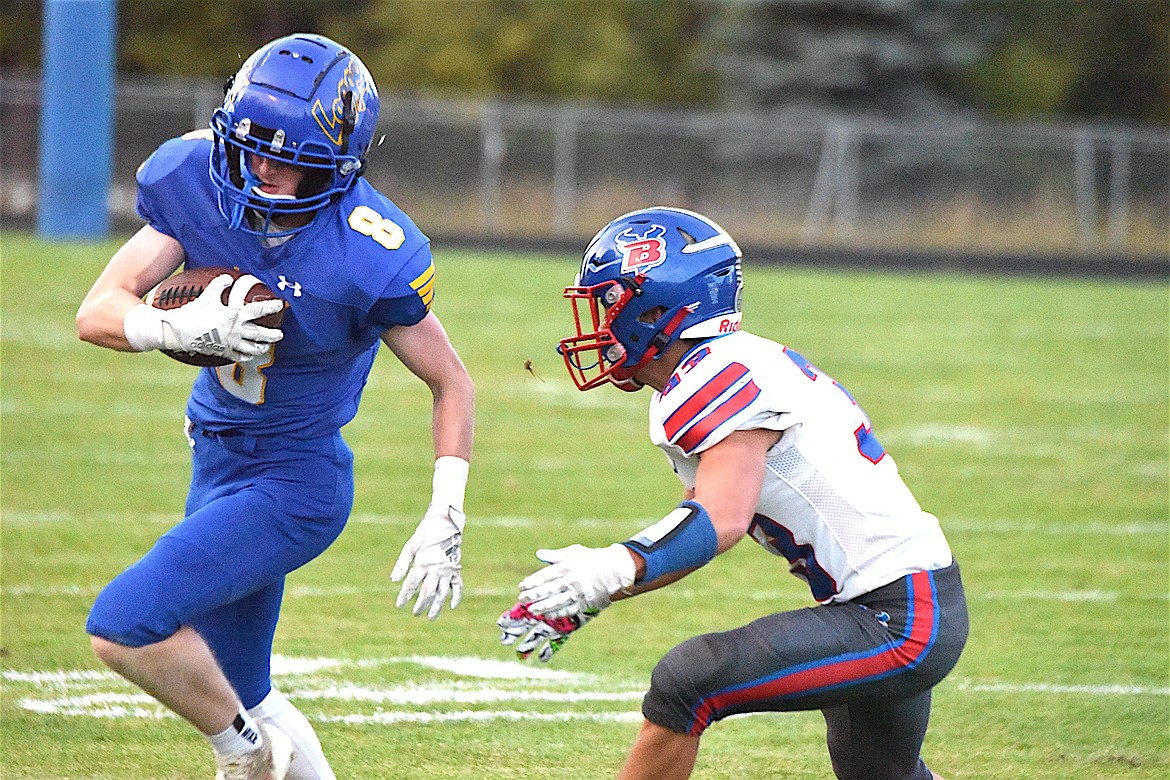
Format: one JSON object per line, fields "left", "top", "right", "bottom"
{"left": 76, "top": 34, "right": 475, "bottom": 780}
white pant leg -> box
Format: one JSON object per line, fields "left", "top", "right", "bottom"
{"left": 248, "top": 688, "right": 337, "bottom": 780}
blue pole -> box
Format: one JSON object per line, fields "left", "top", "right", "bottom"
{"left": 38, "top": 0, "right": 117, "bottom": 239}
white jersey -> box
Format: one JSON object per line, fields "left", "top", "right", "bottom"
{"left": 649, "top": 331, "right": 952, "bottom": 603}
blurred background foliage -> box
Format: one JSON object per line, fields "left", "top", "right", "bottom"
{"left": 2, "top": 0, "right": 1166, "bottom": 123}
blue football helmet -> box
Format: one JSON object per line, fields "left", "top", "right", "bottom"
{"left": 559, "top": 207, "right": 743, "bottom": 391}
{"left": 210, "top": 33, "right": 380, "bottom": 237}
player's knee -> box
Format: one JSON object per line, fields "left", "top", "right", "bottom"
{"left": 87, "top": 570, "right": 182, "bottom": 649}
{"left": 90, "top": 634, "right": 132, "bottom": 670}
{"left": 87, "top": 607, "right": 164, "bottom": 652}
{"left": 644, "top": 634, "right": 728, "bottom": 735}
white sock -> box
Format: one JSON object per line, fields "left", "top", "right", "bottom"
{"left": 248, "top": 688, "right": 336, "bottom": 780}
{"left": 208, "top": 708, "right": 263, "bottom": 761}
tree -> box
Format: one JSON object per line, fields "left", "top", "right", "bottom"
{"left": 318, "top": 0, "right": 717, "bottom": 105}
{"left": 91, "top": 0, "right": 716, "bottom": 105}
{"left": 2, "top": 0, "right": 1164, "bottom": 122}
{"left": 967, "top": 0, "right": 1169, "bottom": 123}
{"left": 700, "top": 0, "right": 1001, "bottom": 118}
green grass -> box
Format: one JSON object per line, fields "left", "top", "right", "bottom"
{"left": 2, "top": 231, "right": 1167, "bottom": 779}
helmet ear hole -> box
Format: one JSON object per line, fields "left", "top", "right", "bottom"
{"left": 340, "top": 90, "right": 356, "bottom": 155}
{"left": 638, "top": 306, "right": 667, "bottom": 325}
{"left": 297, "top": 168, "right": 332, "bottom": 199}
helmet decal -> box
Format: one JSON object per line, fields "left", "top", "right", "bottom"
{"left": 560, "top": 207, "right": 744, "bottom": 392}
{"left": 223, "top": 61, "right": 255, "bottom": 109}
{"left": 617, "top": 224, "right": 668, "bottom": 274}
{"left": 312, "top": 58, "right": 375, "bottom": 148}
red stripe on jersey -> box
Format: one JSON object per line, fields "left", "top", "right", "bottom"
{"left": 663, "top": 363, "right": 749, "bottom": 443}
{"left": 676, "top": 380, "right": 761, "bottom": 454}
{"left": 687, "top": 570, "right": 939, "bottom": 735}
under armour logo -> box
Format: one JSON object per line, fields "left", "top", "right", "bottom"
{"left": 277, "top": 275, "right": 303, "bottom": 297}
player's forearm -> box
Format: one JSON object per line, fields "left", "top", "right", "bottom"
{"left": 76, "top": 289, "right": 150, "bottom": 352}
{"left": 78, "top": 225, "right": 187, "bottom": 352}
{"left": 430, "top": 373, "right": 475, "bottom": 463}
{"left": 425, "top": 375, "right": 474, "bottom": 516}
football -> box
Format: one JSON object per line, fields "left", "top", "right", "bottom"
{"left": 145, "top": 266, "right": 286, "bottom": 367}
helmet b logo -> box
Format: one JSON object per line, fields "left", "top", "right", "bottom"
{"left": 617, "top": 225, "right": 668, "bottom": 274}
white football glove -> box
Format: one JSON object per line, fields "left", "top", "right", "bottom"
{"left": 390, "top": 505, "right": 465, "bottom": 620}
{"left": 497, "top": 602, "right": 599, "bottom": 663}
{"left": 517, "top": 543, "right": 637, "bottom": 620}
{"left": 126, "top": 274, "right": 284, "bottom": 362}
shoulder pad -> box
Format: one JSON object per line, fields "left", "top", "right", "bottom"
{"left": 136, "top": 132, "right": 211, "bottom": 188}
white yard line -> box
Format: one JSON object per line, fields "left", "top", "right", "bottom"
{"left": 942, "top": 519, "right": 1168, "bottom": 535}
{"left": 349, "top": 655, "right": 587, "bottom": 681}
{"left": 978, "top": 589, "right": 1120, "bottom": 602}
{"left": 3, "top": 670, "right": 120, "bottom": 684}
{"left": 9, "top": 655, "right": 1166, "bottom": 723}
{"left": 317, "top": 710, "right": 645, "bottom": 724}
{"left": 290, "top": 684, "right": 643, "bottom": 705}
{"left": 953, "top": 680, "right": 1169, "bottom": 697}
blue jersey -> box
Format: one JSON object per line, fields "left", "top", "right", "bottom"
{"left": 135, "top": 132, "right": 435, "bottom": 437}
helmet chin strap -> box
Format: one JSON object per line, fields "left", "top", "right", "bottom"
{"left": 226, "top": 149, "right": 264, "bottom": 230}
{"left": 610, "top": 306, "right": 692, "bottom": 386}
{"left": 613, "top": 376, "right": 644, "bottom": 392}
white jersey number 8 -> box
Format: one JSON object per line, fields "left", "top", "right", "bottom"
{"left": 215, "top": 350, "right": 274, "bottom": 405}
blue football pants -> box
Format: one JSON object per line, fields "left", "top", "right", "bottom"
{"left": 87, "top": 425, "right": 354, "bottom": 708}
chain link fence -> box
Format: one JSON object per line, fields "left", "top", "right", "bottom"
{"left": 3, "top": 73, "right": 1167, "bottom": 268}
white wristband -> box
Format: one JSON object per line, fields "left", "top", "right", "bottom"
{"left": 122, "top": 303, "right": 165, "bottom": 352}
{"left": 430, "top": 455, "right": 469, "bottom": 516}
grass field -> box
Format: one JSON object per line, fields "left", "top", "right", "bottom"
{"left": 1, "top": 231, "right": 1167, "bottom": 779}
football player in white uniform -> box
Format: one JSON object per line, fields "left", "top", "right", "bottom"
{"left": 499, "top": 207, "right": 967, "bottom": 780}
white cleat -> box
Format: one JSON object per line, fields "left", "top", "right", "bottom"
{"left": 215, "top": 723, "right": 295, "bottom": 780}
